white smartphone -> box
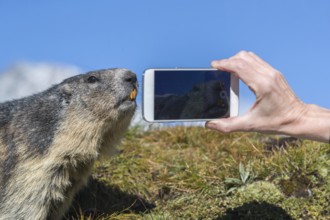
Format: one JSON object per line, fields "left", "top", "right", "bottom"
{"left": 143, "top": 68, "right": 239, "bottom": 122}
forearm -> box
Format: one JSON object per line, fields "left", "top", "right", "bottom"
{"left": 283, "top": 104, "right": 330, "bottom": 143}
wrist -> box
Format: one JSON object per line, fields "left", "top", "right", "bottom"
{"left": 282, "top": 103, "right": 330, "bottom": 143}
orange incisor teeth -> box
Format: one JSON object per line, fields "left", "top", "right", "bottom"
{"left": 130, "top": 89, "right": 137, "bottom": 100}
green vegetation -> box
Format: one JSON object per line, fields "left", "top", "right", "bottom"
{"left": 66, "top": 126, "right": 330, "bottom": 220}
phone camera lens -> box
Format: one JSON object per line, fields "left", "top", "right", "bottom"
{"left": 219, "top": 91, "right": 227, "bottom": 98}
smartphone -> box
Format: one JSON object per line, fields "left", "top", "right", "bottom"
{"left": 143, "top": 68, "right": 239, "bottom": 122}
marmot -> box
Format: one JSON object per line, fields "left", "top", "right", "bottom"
{"left": 0, "top": 68, "right": 138, "bottom": 220}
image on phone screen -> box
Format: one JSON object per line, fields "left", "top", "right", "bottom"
{"left": 154, "top": 70, "right": 230, "bottom": 120}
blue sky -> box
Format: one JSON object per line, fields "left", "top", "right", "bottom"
{"left": 1, "top": 0, "right": 330, "bottom": 111}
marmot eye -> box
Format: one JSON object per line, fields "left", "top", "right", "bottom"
{"left": 87, "top": 76, "right": 99, "bottom": 83}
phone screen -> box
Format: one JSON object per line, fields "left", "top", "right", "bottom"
{"left": 154, "top": 70, "right": 230, "bottom": 120}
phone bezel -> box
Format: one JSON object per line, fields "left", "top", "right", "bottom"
{"left": 143, "top": 68, "right": 239, "bottom": 122}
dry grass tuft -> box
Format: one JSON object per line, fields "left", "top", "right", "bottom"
{"left": 66, "top": 126, "right": 330, "bottom": 220}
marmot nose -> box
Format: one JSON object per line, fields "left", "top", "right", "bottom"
{"left": 123, "top": 71, "right": 137, "bottom": 85}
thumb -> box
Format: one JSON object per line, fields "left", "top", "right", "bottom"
{"left": 205, "top": 115, "right": 251, "bottom": 133}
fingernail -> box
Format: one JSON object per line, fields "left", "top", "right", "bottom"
{"left": 211, "top": 60, "right": 219, "bottom": 68}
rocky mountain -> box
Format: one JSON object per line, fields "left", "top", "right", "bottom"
{"left": 0, "top": 62, "right": 81, "bottom": 102}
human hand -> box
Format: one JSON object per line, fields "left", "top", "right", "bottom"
{"left": 206, "top": 51, "right": 307, "bottom": 135}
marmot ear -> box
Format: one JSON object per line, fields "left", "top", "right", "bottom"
{"left": 60, "top": 84, "right": 73, "bottom": 104}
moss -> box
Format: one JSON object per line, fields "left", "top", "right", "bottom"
{"left": 278, "top": 173, "right": 312, "bottom": 198}
{"left": 233, "top": 181, "right": 285, "bottom": 204}
{"left": 280, "top": 185, "right": 330, "bottom": 219}
{"left": 66, "top": 127, "right": 330, "bottom": 220}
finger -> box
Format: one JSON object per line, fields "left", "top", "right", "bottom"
{"left": 236, "top": 51, "right": 275, "bottom": 76}
{"left": 211, "top": 58, "right": 255, "bottom": 88}
{"left": 248, "top": 51, "right": 279, "bottom": 73}
{"left": 211, "top": 59, "right": 230, "bottom": 71}
{"left": 248, "top": 51, "right": 269, "bottom": 66}
{"left": 211, "top": 59, "right": 243, "bottom": 76}
{"left": 211, "top": 51, "right": 250, "bottom": 74}
{"left": 205, "top": 115, "right": 251, "bottom": 133}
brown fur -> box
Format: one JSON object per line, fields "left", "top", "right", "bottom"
{"left": 0, "top": 69, "right": 137, "bottom": 220}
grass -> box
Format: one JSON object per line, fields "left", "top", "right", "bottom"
{"left": 66, "top": 126, "right": 330, "bottom": 220}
